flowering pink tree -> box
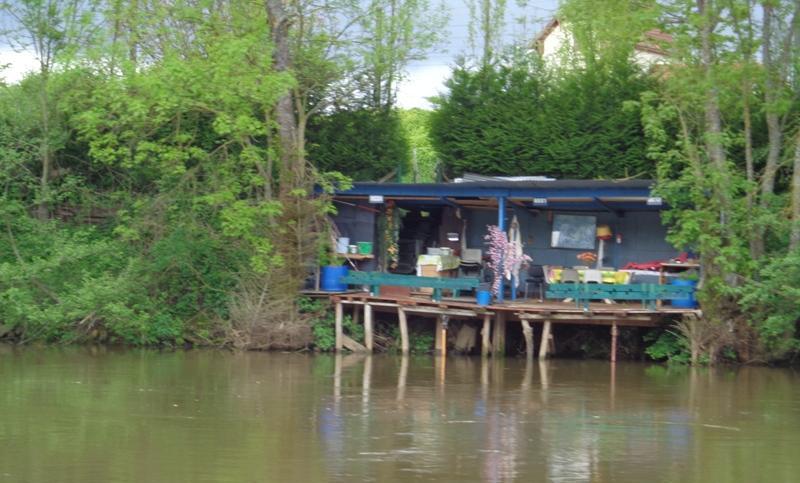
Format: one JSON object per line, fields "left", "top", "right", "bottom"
{"left": 485, "top": 225, "right": 532, "bottom": 296}
{"left": 485, "top": 225, "right": 507, "bottom": 295}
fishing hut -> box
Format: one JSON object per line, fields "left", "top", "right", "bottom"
{"left": 322, "top": 175, "right": 701, "bottom": 361}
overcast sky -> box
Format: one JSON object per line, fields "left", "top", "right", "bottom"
{"left": 0, "top": 1, "right": 559, "bottom": 109}
{"left": 397, "top": 0, "right": 558, "bottom": 108}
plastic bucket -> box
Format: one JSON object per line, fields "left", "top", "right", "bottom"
{"left": 670, "top": 278, "right": 698, "bottom": 308}
{"left": 357, "top": 241, "right": 373, "bottom": 255}
{"left": 476, "top": 290, "right": 492, "bottom": 306}
{"left": 336, "top": 237, "right": 349, "bottom": 254}
{"left": 321, "top": 265, "right": 349, "bottom": 292}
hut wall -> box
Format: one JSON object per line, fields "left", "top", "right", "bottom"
{"left": 465, "top": 207, "right": 677, "bottom": 268}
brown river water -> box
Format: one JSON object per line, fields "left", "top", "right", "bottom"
{"left": 0, "top": 346, "right": 799, "bottom": 482}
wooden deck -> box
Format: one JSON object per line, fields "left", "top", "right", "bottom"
{"left": 328, "top": 291, "right": 700, "bottom": 361}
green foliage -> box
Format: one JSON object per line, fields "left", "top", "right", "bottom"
{"left": 299, "top": 297, "right": 362, "bottom": 351}
{"left": 558, "top": 0, "right": 661, "bottom": 67}
{"left": 408, "top": 330, "right": 435, "bottom": 354}
{"left": 430, "top": 55, "right": 656, "bottom": 178}
{"left": 740, "top": 251, "right": 800, "bottom": 360}
{"left": 644, "top": 330, "right": 691, "bottom": 364}
{"left": 0, "top": 0, "right": 439, "bottom": 350}
{"left": 307, "top": 108, "right": 409, "bottom": 181}
{"left": 0, "top": 198, "right": 241, "bottom": 345}
{"left": 387, "top": 325, "right": 434, "bottom": 353}
{"left": 399, "top": 108, "right": 439, "bottom": 182}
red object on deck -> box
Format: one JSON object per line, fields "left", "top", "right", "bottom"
{"left": 622, "top": 252, "right": 689, "bottom": 271}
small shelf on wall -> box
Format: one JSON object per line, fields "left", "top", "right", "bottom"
{"left": 341, "top": 253, "right": 374, "bottom": 261}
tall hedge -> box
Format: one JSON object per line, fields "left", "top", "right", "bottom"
{"left": 307, "top": 108, "right": 409, "bottom": 181}
{"left": 430, "top": 58, "right": 656, "bottom": 179}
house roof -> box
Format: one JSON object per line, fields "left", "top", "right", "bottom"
{"left": 334, "top": 178, "right": 664, "bottom": 213}
{"left": 532, "top": 17, "right": 561, "bottom": 53}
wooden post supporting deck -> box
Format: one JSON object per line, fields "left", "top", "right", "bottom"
{"left": 364, "top": 303, "right": 374, "bottom": 352}
{"left": 610, "top": 322, "right": 618, "bottom": 363}
{"left": 539, "top": 320, "right": 552, "bottom": 360}
{"left": 335, "top": 301, "right": 344, "bottom": 352}
{"left": 435, "top": 316, "right": 444, "bottom": 356}
{"left": 521, "top": 320, "right": 534, "bottom": 360}
{"left": 492, "top": 312, "right": 506, "bottom": 355}
{"left": 398, "top": 307, "right": 409, "bottom": 355}
{"left": 434, "top": 315, "right": 448, "bottom": 357}
{"left": 481, "top": 314, "right": 491, "bottom": 357}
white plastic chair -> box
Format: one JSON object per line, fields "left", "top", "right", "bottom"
{"left": 583, "top": 269, "right": 603, "bottom": 284}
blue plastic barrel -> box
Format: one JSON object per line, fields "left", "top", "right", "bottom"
{"left": 670, "top": 278, "right": 698, "bottom": 308}
{"left": 321, "top": 265, "right": 349, "bottom": 292}
{"left": 476, "top": 290, "right": 492, "bottom": 306}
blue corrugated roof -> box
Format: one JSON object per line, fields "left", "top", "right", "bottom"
{"left": 334, "top": 179, "right": 662, "bottom": 212}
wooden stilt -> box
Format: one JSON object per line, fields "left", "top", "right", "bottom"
{"left": 435, "top": 316, "right": 443, "bottom": 356}
{"left": 610, "top": 322, "right": 618, "bottom": 363}
{"left": 521, "top": 320, "right": 534, "bottom": 360}
{"left": 364, "top": 303, "right": 374, "bottom": 352}
{"left": 492, "top": 312, "right": 506, "bottom": 355}
{"left": 539, "top": 320, "right": 552, "bottom": 360}
{"left": 335, "top": 301, "right": 344, "bottom": 352}
{"left": 398, "top": 307, "right": 409, "bottom": 355}
{"left": 353, "top": 305, "right": 360, "bottom": 325}
{"left": 481, "top": 314, "right": 491, "bottom": 357}
{"left": 437, "top": 316, "right": 448, "bottom": 357}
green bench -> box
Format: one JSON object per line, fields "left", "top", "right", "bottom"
{"left": 341, "top": 271, "right": 481, "bottom": 302}
{"left": 546, "top": 283, "right": 695, "bottom": 310}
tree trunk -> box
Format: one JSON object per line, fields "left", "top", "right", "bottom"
{"left": 481, "top": 0, "right": 492, "bottom": 68}
{"left": 790, "top": 130, "right": 800, "bottom": 251}
{"left": 743, "top": 88, "right": 762, "bottom": 258}
{"left": 36, "top": 72, "right": 51, "bottom": 220}
{"left": 760, "top": 3, "right": 783, "bottom": 203}
{"left": 698, "top": 0, "right": 730, "bottom": 212}
{"left": 265, "top": 0, "right": 299, "bottom": 186}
